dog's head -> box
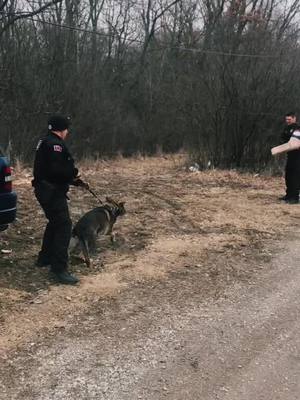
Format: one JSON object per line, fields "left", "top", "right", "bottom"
{"left": 105, "top": 197, "right": 126, "bottom": 217}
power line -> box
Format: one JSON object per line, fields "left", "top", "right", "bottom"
{"left": 0, "top": 10, "right": 281, "bottom": 59}
{"left": 31, "top": 17, "right": 282, "bottom": 59}
{"left": 28, "top": 16, "right": 283, "bottom": 59}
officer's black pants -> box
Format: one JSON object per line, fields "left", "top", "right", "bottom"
{"left": 285, "top": 157, "right": 300, "bottom": 200}
{"left": 34, "top": 183, "right": 72, "bottom": 273}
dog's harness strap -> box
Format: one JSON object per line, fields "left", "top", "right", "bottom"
{"left": 103, "top": 208, "right": 111, "bottom": 221}
{"left": 102, "top": 205, "right": 119, "bottom": 222}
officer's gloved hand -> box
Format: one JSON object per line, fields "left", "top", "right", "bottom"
{"left": 72, "top": 177, "right": 89, "bottom": 190}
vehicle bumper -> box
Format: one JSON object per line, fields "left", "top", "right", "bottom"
{"left": 0, "top": 191, "right": 17, "bottom": 225}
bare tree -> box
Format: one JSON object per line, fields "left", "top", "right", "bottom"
{"left": 0, "top": 0, "right": 63, "bottom": 37}
{"left": 1, "top": 0, "right": 300, "bottom": 166}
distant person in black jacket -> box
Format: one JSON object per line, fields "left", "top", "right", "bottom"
{"left": 279, "top": 112, "right": 300, "bottom": 204}
{"left": 32, "top": 115, "right": 88, "bottom": 284}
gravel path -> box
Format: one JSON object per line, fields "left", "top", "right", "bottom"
{"left": 1, "top": 236, "right": 300, "bottom": 400}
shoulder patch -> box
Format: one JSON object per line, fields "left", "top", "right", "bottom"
{"left": 53, "top": 145, "right": 63, "bottom": 152}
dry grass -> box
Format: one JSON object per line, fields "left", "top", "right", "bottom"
{"left": 0, "top": 154, "right": 299, "bottom": 349}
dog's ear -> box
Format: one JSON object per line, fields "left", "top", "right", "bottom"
{"left": 106, "top": 196, "right": 118, "bottom": 206}
{"left": 118, "top": 201, "right": 126, "bottom": 215}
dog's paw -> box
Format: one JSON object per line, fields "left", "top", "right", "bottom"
{"left": 70, "top": 255, "right": 86, "bottom": 265}
{"left": 93, "top": 258, "right": 104, "bottom": 270}
{"left": 110, "top": 233, "right": 116, "bottom": 243}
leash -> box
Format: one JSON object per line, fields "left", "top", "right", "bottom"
{"left": 87, "top": 187, "right": 103, "bottom": 204}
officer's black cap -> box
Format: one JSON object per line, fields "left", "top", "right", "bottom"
{"left": 48, "top": 115, "right": 71, "bottom": 132}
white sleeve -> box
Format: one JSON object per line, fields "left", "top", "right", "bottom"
{"left": 291, "top": 130, "right": 300, "bottom": 139}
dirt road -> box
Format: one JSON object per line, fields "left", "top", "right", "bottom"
{"left": 1, "top": 235, "right": 300, "bottom": 399}
{"left": 1, "top": 156, "right": 300, "bottom": 399}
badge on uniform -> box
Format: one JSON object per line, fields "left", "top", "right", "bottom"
{"left": 53, "top": 145, "right": 62, "bottom": 152}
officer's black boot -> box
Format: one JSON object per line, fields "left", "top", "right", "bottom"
{"left": 286, "top": 197, "right": 299, "bottom": 204}
{"left": 35, "top": 253, "right": 51, "bottom": 268}
{"left": 278, "top": 195, "right": 288, "bottom": 201}
{"left": 51, "top": 269, "right": 79, "bottom": 285}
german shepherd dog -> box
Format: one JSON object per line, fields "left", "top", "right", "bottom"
{"left": 69, "top": 197, "right": 126, "bottom": 267}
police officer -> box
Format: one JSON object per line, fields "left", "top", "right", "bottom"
{"left": 32, "top": 114, "right": 88, "bottom": 284}
{"left": 279, "top": 112, "right": 300, "bottom": 204}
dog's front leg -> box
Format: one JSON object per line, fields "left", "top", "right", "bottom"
{"left": 110, "top": 232, "right": 116, "bottom": 244}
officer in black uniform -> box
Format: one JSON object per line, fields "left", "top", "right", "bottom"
{"left": 32, "top": 114, "right": 88, "bottom": 284}
{"left": 279, "top": 112, "right": 300, "bottom": 204}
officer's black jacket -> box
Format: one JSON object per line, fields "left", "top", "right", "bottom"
{"left": 280, "top": 123, "right": 300, "bottom": 162}
{"left": 33, "top": 132, "right": 78, "bottom": 188}
{"left": 281, "top": 123, "right": 299, "bottom": 143}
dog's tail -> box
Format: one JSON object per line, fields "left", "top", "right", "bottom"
{"left": 69, "top": 236, "right": 78, "bottom": 253}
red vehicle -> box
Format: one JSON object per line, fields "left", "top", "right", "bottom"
{"left": 0, "top": 151, "right": 17, "bottom": 231}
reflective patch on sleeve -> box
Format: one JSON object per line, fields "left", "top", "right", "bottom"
{"left": 292, "top": 130, "right": 300, "bottom": 139}
{"left": 36, "top": 139, "right": 42, "bottom": 151}
{"left": 53, "top": 145, "right": 63, "bottom": 152}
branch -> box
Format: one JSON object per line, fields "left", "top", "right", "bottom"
{"left": 0, "top": 0, "right": 62, "bottom": 37}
